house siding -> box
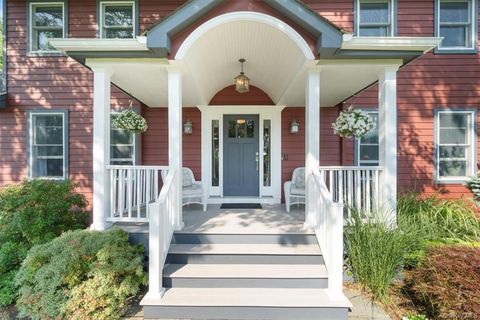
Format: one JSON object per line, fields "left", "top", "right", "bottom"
{"left": 1, "top": 0, "right": 478, "bottom": 203}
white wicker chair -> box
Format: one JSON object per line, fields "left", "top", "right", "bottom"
{"left": 161, "top": 167, "right": 207, "bottom": 212}
{"left": 284, "top": 167, "right": 306, "bottom": 213}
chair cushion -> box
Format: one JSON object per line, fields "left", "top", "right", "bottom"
{"left": 290, "top": 185, "right": 305, "bottom": 196}
{"left": 294, "top": 168, "right": 305, "bottom": 188}
{"left": 183, "top": 183, "right": 203, "bottom": 196}
{"left": 182, "top": 169, "right": 193, "bottom": 188}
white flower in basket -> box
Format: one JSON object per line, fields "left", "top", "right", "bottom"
{"left": 332, "top": 106, "right": 375, "bottom": 139}
{"left": 112, "top": 108, "right": 148, "bottom": 134}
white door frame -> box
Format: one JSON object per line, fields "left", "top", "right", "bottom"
{"left": 199, "top": 105, "right": 284, "bottom": 203}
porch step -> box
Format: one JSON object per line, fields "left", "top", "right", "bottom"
{"left": 172, "top": 232, "right": 318, "bottom": 245}
{"left": 162, "top": 263, "right": 328, "bottom": 288}
{"left": 142, "top": 287, "right": 351, "bottom": 320}
{"left": 166, "top": 243, "right": 324, "bottom": 264}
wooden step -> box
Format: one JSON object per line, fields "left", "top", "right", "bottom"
{"left": 162, "top": 263, "right": 328, "bottom": 288}
{"left": 142, "top": 287, "right": 351, "bottom": 320}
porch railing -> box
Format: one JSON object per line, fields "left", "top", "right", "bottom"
{"left": 312, "top": 168, "right": 344, "bottom": 298}
{"left": 107, "top": 165, "right": 168, "bottom": 222}
{"left": 318, "top": 166, "right": 382, "bottom": 219}
{"left": 146, "top": 167, "right": 179, "bottom": 299}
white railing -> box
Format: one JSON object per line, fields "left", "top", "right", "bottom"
{"left": 145, "top": 167, "right": 179, "bottom": 300}
{"left": 312, "top": 168, "right": 344, "bottom": 298}
{"left": 318, "top": 166, "right": 382, "bottom": 218}
{"left": 107, "top": 165, "right": 168, "bottom": 222}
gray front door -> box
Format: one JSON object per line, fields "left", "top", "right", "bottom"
{"left": 223, "top": 115, "right": 259, "bottom": 196}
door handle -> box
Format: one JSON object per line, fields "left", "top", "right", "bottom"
{"left": 255, "top": 152, "right": 259, "bottom": 171}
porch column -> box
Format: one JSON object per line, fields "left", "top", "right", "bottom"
{"left": 91, "top": 67, "right": 112, "bottom": 231}
{"left": 168, "top": 67, "right": 184, "bottom": 230}
{"left": 378, "top": 66, "right": 399, "bottom": 226}
{"left": 305, "top": 68, "right": 321, "bottom": 228}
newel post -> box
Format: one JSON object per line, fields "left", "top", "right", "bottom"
{"left": 91, "top": 67, "right": 112, "bottom": 231}
{"left": 305, "top": 68, "right": 321, "bottom": 228}
{"left": 167, "top": 67, "right": 184, "bottom": 230}
{"left": 378, "top": 66, "right": 399, "bottom": 226}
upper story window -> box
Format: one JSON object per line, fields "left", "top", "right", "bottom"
{"left": 435, "top": 0, "right": 478, "bottom": 52}
{"left": 29, "top": 2, "right": 67, "bottom": 52}
{"left": 435, "top": 110, "right": 476, "bottom": 183}
{"left": 100, "top": 1, "right": 136, "bottom": 39}
{"left": 356, "top": 0, "right": 395, "bottom": 37}
{"left": 111, "top": 113, "right": 137, "bottom": 165}
{"left": 356, "top": 110, "right": 379, "bottom": 166}
{"left": 29, "top": 112, "right": 68, "bottom": 179}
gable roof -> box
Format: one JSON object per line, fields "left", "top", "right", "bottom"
{"left": 146, "top": 0, "right": 345, "bottom": 57}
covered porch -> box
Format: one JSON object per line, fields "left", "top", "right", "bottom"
{"left": 50, "top": 4, "right": 440, "bottom": 318}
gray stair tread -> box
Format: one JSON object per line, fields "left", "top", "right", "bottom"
{"left": 169, "top": 243, "right": 322, "bottom": 255}
{"left": 144, "top": 288, "right": 351, "bottom": 308}
{"left": 163, "top": 264, "right": 328, "bottom": 279}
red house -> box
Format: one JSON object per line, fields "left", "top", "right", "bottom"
{"left": 0, "top": 0, "right": 477, "bottom": 318}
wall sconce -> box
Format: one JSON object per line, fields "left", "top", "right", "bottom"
{"left": 184, "top": 119, "right": 193, "bottom": 135}
{"left": 290, "top": 119, "right": 299, "bottom": 134}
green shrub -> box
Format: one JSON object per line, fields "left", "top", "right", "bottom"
{"left": 405, "top": 245, "right": 480, "bottom": 320}
{"left": 397, "top": 192, "right": 479, "bottom": 242}
{"left": 0, "top": 179, "right": 88, "bottom": 306}
{"left": 345, "top": 211, "right": 421, "bottom": 301}
{"left": 15, "top": 228, "right": 146, "bottom": 320}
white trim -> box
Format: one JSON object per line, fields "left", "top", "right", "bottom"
{"left": 29, "top": 1, "right": 67, "bottom": 53}
{"left": 175, "top": 11, "right": 314, "bottom": 60}
{"left": 341, "top": 35, "right": 442, "bottom": 53}
{"left": 356, "top": 0, "right": 395, "bottom": 37}
{"left": 436, "top": 0, "right": 477, "bottom": 51}
{"left": 99, "top": 0, "right": 136, "bottom": 39}
{"left": 200, "top": 105, "right": 284, "bottom": 203}
{"left": 434, "top": 109, "right": 476, "bottom": 183}
{"left": 49, "top": 37, "right": 148, "bottom": 52}
{"left": 28, "top": 111, "right": 68, "bottom": 180}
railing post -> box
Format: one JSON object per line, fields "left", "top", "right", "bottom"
{"left": 328, "top": 202, "right": 344, "bottom": 299}
{"left": 144, "top": 202, "right": 165, "bottom": 301}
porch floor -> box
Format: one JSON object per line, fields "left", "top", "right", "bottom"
{"left": 115, "top": 203, "right": 308, "bottom": 235}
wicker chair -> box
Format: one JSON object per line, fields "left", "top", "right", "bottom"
{"left": 161, "top": 167, "right": 207, "bottom": 212}
{"left": 284, "top": 167, "right": 306, "bottom": 213}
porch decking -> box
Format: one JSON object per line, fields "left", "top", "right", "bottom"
{"left": 115, "top": 203, "right": 308, "bottom": 235}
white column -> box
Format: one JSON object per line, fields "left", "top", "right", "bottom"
{"left": 168, "top": 67, "right": 184, "bottom": 230}
{"left": 378, "top": 66, "right": 398, "bottom": 226}
{"left": 91, "top": 67, "right": 112, "bottom": 231}
{"left": 305, "top": 68, "right": 321, "bottom": 228}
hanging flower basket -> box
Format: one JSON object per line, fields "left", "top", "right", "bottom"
{"left": 331, "top": 106, "right": 375, "bottom": 139}
{"left": 112, "top": 109, "right": 148, "bottom": 134}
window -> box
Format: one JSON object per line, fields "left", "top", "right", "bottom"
{"left": 100, "top": 1, "right": 136, "bottom": 39}
{"left": 435, "top": 110, "right": 476, "bottom": 182}
{"left": 29, "top": 112, "right": 67, "bottom": 179}
{"left": 211, "top": 120, "right": 219, "bottom": 187}
{"left": 435, "top": 0, "right": 477, "bottom": 51}
{"left": 29, "top": 2, "right": 66, "bottom": 52}
{"left": 111, "top": 114, "right": 136, "bottom": 165}
{"left": 356, "top": 0, "right": 395, "bottom": 37}
{"left": 356, "top": 111, "right": 379, "bottom": 166}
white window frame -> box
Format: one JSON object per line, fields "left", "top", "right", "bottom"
{"left": 29, "top": 1, "right": 67, "bottom": 53}
{"left": 110, "top": 111, "right": 138, "bottom": 165}
{"left": 355, "top": 109, "right": 379, "bottom": 166}
{"left": 435, "top": 0, "right": 477, "bottom": 52}
{"left": 28, "top": 111, "right": 68, "bottom": 180}
{"left": 356, "top": 0, "right": 395, "bottom": 37}
{"left": 99, "top": 1, "right": 136, "bottom": 39}
{"left": 435, "top": 109, "right": 477, "bottom": 183}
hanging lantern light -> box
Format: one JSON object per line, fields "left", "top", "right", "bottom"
{"left": 234, "top": 58, "right": 250, "bottom": 93}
